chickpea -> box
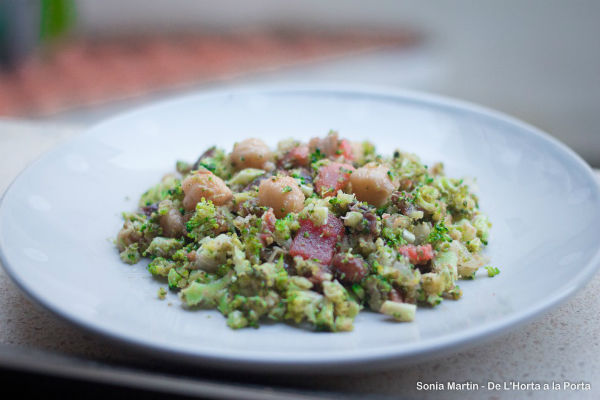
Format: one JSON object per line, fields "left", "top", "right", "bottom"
{"left": 159, "top": 208, "right": 184, "bottom": 238}
{"left": 258, "top": 176, "right": 305, "bottom": 218}
{"left": 230, "top": 138, "right": 274, "bottom": 171}
{"left": 350, "top": 163, "right": 395, "bottom": 207}
{"left": 182, "top": 169, "right": 232, "bottom": 211}
{"left": 116, "top": 221, "right": 141, "bottom": 251}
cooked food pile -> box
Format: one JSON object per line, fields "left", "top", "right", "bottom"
{"left": 116, "top": 131, "right": 492, "bottom": 331}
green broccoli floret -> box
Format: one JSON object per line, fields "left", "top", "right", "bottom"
{"left": 472, "top": 214, "right": 491, "bottom": 244}
{"left": 273, "top": 214, "right": 299, "bottom": 243}
{"left": 466, "top": 237, "right": 484, "bottom": 253}
{"left": 368, "top": 239, "right": 397, "bottom": 272}
{"left": 168, "top": 267, "right": 190, "bottom": 289}
{"left": 119, "top": 243, "right": 140, "bottom": 265}
{"left": 431, "top": 246, "right": 459, "bottom": 289}
{"left": 444, "top": 285, "right": 463, "bottom": 300}
{"left": 194, "top": 234, "right": 236, "bottom": 273}
{"left": 414, "top": 185, "right": 441, "bottom": 213}
{"left": 433, "top": 176, "right": 461, "bottom": 196}
{"left": 227, "top": 310, "right": 249, "bottom": 329}
{"left": 322, "top": 280, "right": 360, "bottom": 331}
{"left": 196, "top": 148, "right": 233, "bottom": 180}
{"left": 428, "top": 221, "right": 452, "bottom": 245}
{"left": 314, "top": 300, "right": 335, "bottom": 331}
{"left": 357, "top": 141, "right": 376, "bottom": 165}
{"left": 328, "top": 191, "right": 356, "bottom": 214}
{"left": 144, "top": 237, "right": 183, "bottom": 258}
{"left": 186, "top": 199, "right": 219, "bottom": 240}
{"left": 485, "top": 266, "right": 500, "bottom": 277}
{"left": 448, "top": 184, "right": 478, "bottom": 216}
{"left": 285, "top": 289, "right": 324, "bottom": 326}
{"left": 147, "top": 257, "right": 176, "bottom": 277}
{"left": 237, "top": 220, "right": 263, "bottom": 265}
{"left": 138, "top": 175, "right": 181, "bottom": 207}
{"left": 230, "top": 261, "right": 289, "bottom": 298}
{"left": 227, "top": 168, "right": 265, "bottom": 187}
{"left": 220, "top": 291, "right": 282, "bottom": 328}
{"left": 180, "top": 273, "right": 232, "bottom": 308}
{"left": 363, "top": 275, "right": 392, "bottom": 312}
{"left": 351, "top": 283, "right": 366, "bottom": 302}
{"left": 390, "top": 152, "right": 428, "bottom": 180}
{"left": 381, "top": 226, "right": 407, "bottom": 247}
{"left": 309, "top": 148, "right": 326, "bottom": 166}
{"left": 453, "top": 219, "right": 477, "bottom": 242}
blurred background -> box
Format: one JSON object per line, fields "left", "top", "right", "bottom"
{"left": 1, "top": 0, "right": 599, "bottom": 164}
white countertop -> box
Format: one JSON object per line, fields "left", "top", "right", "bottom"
{"left": 0, "top": 120, "right": 598, "bottom": 399}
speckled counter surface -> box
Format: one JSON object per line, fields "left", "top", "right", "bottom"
{"left": 1, "top": 120, "right": 598, "bottom": 399}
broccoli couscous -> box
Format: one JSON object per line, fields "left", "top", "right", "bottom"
{"left": 116, "top": 131, "right": 493, "bottom": 332}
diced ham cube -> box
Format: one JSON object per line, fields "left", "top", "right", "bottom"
{"left": 286, "top": 145, "right": 310, "bottom": 167}
{"left": 338, "top": 139, "right": 354, "bottom": 161}
{"left": 331, "top": 253, "right": 368, "bottom": 283}
{"left": 314, "top": 162, "right": 355, "bottom": 197}
{"left": 397, "top": 244, "right": 434, "bottom": 265}
{"left": 290, "top": 216, "right": 344, "bottom": 265}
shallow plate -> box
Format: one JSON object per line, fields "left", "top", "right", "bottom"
{"left": 2, "top": 85, "right": 600, "bottom": 373}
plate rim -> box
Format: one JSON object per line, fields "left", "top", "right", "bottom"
{"left": 2, "top": 83, "right": 600, "bottom": 373}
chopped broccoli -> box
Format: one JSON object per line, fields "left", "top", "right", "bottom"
{"left": 116, "top": 131, "right": 493, "bottom": 332}
{"left": 186, "top": 199, "right": 219, "bottom": 240}
{"left": 428, "top": 221, "right": 451, "bottom": 242}
{"left": 119, "top": 243, "right": 140, "bottom": 265}
{"left": 227, "top": 168, "right": 265, "bottom": 187}
{"left": 144, "top": 237, "right": 183, "bottom": 258}
{"left": 180, "top": 273, "right": 232, "bottom": 308}
{"left": 138, "top": 175, "right": 181, "bottom": 207}
{"left": 147, "top": 257, "right": 176, "bottom": 277}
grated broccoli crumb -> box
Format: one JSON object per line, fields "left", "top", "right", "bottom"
{"left": 485, "top": 266, "right": 501, "bottom": 277}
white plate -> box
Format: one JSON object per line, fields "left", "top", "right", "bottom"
{"left": 2, "top": 85, "right": 600, "bottom": 373}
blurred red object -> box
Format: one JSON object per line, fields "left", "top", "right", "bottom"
{"left": 0, "top": 29, "right": 416, "bottom": 117}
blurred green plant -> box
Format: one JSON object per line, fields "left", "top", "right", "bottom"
{"left": 0, "top": 0, "right": 75, "bottom": 67}
{"left": 40, "top": 0, "right": 75, "bottom": 42}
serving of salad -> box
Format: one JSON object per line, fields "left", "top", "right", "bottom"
{"left": 116, "top": 131, "right": 493, "bottom": 332}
